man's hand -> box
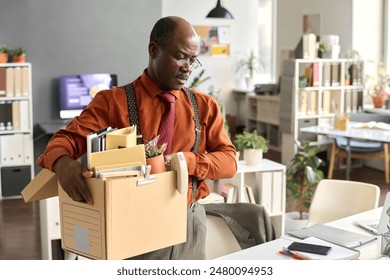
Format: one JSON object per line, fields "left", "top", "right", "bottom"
{"left": 53, "top": 156, "right": 93, "bottom": 204}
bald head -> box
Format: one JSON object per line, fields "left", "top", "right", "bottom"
{"left": 150, "top": 16, "right": 197, "bottom": 48}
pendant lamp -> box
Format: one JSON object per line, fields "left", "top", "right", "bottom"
{"left": 206, "top": 0, "right": 233, "bottom": 19}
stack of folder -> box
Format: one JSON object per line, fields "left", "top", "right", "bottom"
{"left": 86, "top": 125, "right": 147, "bottom": 178}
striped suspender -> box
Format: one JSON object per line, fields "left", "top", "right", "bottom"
{"left": 124, "top": 83, "right": 201, "bottom": 202}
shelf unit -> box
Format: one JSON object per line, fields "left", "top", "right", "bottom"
{"left": 246, "top": 94, "right": 281, "bottom": 151}
{"left": 211, "top": 159, "right": 286, "bottom": 238}
{"left": 279, "top": 58, "right": 364, "bottom": 163}
{"left": 0, "top": 62, "right": 34, "bottom": 198}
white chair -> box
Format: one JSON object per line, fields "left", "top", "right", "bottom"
{"left": 205, "top": 215, "right": 241, "bottom": 259}
{"left": 307, "top": 179, "right": 380, "bottom": 226}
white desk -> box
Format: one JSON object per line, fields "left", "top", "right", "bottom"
{"left": 218, "top": 207, "right": 385, "bottom": 260}
{"left": 300, "top": 123, "right": 390, "bottom": 180}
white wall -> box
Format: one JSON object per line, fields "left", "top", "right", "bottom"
{"left": 276, "top": 0, "right": 383, "bottom": 77}
{"left": 162, "top": 0, "right": 260, "bottom": 114}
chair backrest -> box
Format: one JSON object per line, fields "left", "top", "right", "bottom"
{"left": 347, "top": 112, "right": 390, "bottom": 123}
{"left": 204, "top": 203, "right": 275, "bottom": 259}
{"left": 307, "top": 179, "right": 380, "bottom": 226}
{"left": 205, "top": 215, "right": 242, "bottom": 259}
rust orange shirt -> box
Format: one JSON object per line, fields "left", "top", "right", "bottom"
{"left": 37, "top": 69, "right": 237, "bottom": 204}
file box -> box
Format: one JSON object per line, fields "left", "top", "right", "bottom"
{"left": 21, "top": 149, "right": 187, "bottom": 259}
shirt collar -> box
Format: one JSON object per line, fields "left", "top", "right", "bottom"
{"left": 141, "top": 69, "right": 181, "bottom": 100}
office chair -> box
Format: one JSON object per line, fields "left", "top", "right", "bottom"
{"left": 307, "top": 179, "right": 380, "bottom": 226}
{"left": 327, "top": 112, "right": 390, "bottom": 184}
{"left": 204, "top": 203, "right": 275, "bottom": 259}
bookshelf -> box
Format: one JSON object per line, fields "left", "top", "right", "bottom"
{"left": 246, "top": 94, "right": 281, "bottom": 151}
{"left": 279, "top": 58, "right": 364, "bottom": 163}
{"left": 0, "top": 62, "right": 34, "bottom": 198}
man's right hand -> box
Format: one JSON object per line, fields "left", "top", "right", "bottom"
{"left": 53, "top": 156, "right": 93, "bottom": 204}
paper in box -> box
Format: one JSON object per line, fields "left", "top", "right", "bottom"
{"left": 22, "top": 151, "right": 188, "bottom": 260}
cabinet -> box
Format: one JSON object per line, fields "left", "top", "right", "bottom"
{"left": 211, "top": 159, "right": 286, "bottom": 238}
{"left": 0, "top": 63, "right": 34, "bottom": 198}
{"left": 279, "top": 59, "right": 364, "bottom": 163}
{"left": 246, "top": 94, "right": 281, "bottom": 151}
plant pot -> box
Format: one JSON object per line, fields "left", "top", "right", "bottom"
{"left": 0, "top": 53, "right": 8, "bottom": 63}
{"left": 13, "top": 55, "right": 25, "bottom": 63}
{"left": 146, "top": 154, "right": 166, "bottom": 174}
{"left": 243, "top": 149, "right": 263, "bottom": 165}
{"left": 245, "top": 76, "right": 253, "bottom": 90}
{"left": 285, "top": 211, "right": 309, "bottom": 232}
{"left": 373, "top": 95, "right": 386, "bottom": 108}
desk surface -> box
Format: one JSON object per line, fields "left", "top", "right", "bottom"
{"left": 300, "top": 123, "right": 390, "bottom": 143}
{"left": 217, "top": 207, "right": 384, "bottom": 260}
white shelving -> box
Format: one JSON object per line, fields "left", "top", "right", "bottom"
{"left": 279, "top": 58, "right": 364, "bottom": 163}
{"left": 211, "top": 159, "right": 286, "bottom": 238}
{"left": 246, "top": 94, "right": 281, "bottom": 151}
{"left": 0, "top": 62, "right": 34, "bottom": 198}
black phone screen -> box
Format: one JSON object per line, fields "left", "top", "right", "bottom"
{"left": 287, "top": 242, "right": 332, "bottom": 255}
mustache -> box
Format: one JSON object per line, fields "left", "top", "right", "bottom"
{"left": 176, "top": 73, "right": 189, "bottom": 80}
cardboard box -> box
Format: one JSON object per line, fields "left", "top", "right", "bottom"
{"left": 22, "top": 158, "right": 187, "bottom": 259}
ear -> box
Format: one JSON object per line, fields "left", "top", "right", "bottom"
{"left": 149, "top": 42, "right": 159, "bottom": 58}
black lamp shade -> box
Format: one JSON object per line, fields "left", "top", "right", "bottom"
{"left": 206, "top": 0, "right": 233, "bottom": 19}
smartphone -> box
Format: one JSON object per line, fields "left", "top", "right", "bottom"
{"left": 287, "top": 242, "right": 332, "bottom": 255}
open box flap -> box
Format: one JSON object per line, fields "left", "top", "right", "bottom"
{"left": 21, "top": 168, "right": 58, "bottom": 202}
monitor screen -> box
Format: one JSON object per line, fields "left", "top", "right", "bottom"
{"left": 59, "top": 73, "right": 118, "bottom": 119}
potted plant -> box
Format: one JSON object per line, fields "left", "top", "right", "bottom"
{"left": 0, "top": 44, "right": 9, "bottom": 63}
{"left": 189, "top": 69, "right": 211, "bottom": 89}
{"left": 144, "top": 136, "right": 167, "bottom": 174}
{"left": 234, "top": 129, "right": 268, "bottom": 165}
{"left": 364, "top": 61, "right": 390, "bottom": 108}
{"left": 10, "top": 47, "right": 26, "bottom": 63}
{"left": 235, "top": 50, "right": 260, "bottom": 90}
{"left": 317, "top": 41, "right": 330, "bottom": 58}
{"left": 285, "top": 140, "right": 324, "bottom": 230}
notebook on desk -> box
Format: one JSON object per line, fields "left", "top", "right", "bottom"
{"left": 353, "top": 192, "right": 390, "bottom": 235}
{"left": 287, "top": 224, "right": 376, "bottom": 248}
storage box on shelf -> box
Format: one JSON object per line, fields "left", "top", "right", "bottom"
{"left": 279, "top": 58, "right": 364, "bottom": 163}
{"left": 209, "top": 159, "right": 286, "bottom": 238}
{"left": 0, "top": 62, "right": 34, "bottom": 199}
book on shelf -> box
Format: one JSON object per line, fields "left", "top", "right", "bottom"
{"left": 322, "top": 90, "right": 331, "bottom": 113}
{"left": 19, "top": 100, "right": 29, "bottom": 130}
{"left": 299, "top": 91, "right": 308, "bottom": 115}
{"left": 331, "top": 63, "right": 340, "bottom": 86}
{"left": 6, "top": 67, "right": 14, "bottom": 97}
{"left": 0, "top": 67, "right": 6, "bottom": 96}
{"left": 12, "top": 101, "right": 20, "bottom": 130}
{"left": 323, "top": 62, "right": 331, "bottom": 86}
{"left": 13, "top": 67, "right": 22, "bottom": 97}
{"left": 312, "top": 62, "right": 320, "bottom": 87}
{"left": 280, "top": 237, "right": 360, "bottom": 260}
{"left": 21, "top": 67, "right": 30, "bottom": 96}
{"left": 220, "top": 183, "right": 237, "bottom": 203}
{"left": 244, "top": 184, "right": 256, "bottom": 204}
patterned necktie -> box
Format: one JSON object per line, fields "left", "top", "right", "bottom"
{"left": 158, "top": 92, "right": 176, "bottom": 155}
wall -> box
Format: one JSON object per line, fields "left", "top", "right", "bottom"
{"left": 163, "top": 0, "right": 260, "bottom": 115}
{"left": 276, "top": 0, "right": 382, "bottom": 77}
{"left": 0, "top": 0, "right": 161, "bottom": 173}
{"left": 0, "top": 0, "right": 161, "bottom": 124}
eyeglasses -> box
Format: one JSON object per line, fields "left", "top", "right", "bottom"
{"left": 164, "top": 48, "right": 202, "bottom": 70}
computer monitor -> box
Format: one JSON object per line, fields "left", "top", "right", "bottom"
{"left": 59, "top": 73, "right": 118, "bottom": 119}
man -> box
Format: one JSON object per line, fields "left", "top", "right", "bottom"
{"left": 37, "top": 16, "right": 237, "bottom": 259}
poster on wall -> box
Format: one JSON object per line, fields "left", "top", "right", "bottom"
{"left": 194, "top": 25, "right": 230, "bottom": 56}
